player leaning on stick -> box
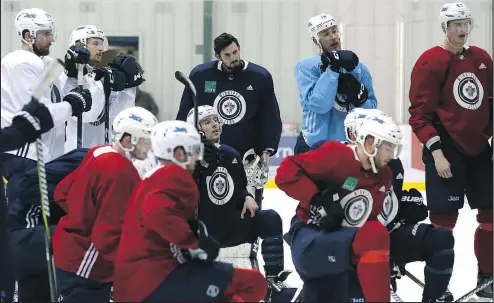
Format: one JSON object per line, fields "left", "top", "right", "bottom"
{"left": 409, "top": 2, "right": 493, "bottom": 298}
{"left": 62, "top": 25, "right": 145, "bottom": 152}
{"left": 0, "top": 8, "right": 92, "bottom": 301}
{"left": 293, "top": 13, "right": 377, "bottom": 155}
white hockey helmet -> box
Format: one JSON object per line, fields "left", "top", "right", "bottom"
{"left": 308, "top": 13, "right": 337, "bottom": 43}
{"left": 15, "top": 8, "right": 57, "bottom": 44}
{"left": 186, "top": 105, "right": 223, "bottom": 132}
{"left": 69, "top": 25, "right": 108, "bottom": 51}
{"left": 438, "top": 2, "right": 473, "bottom": 34}
{"left": 344, "top": 109, "right": 391, "bottom": 143}
{"left": 112, "top": 106, "right": 158, "bottom": 147}
{"left": 151, "top": 120, "right": 204, "bottom": 169}
{"left": 356, "top": 117, "right": 402, "bottom": 173}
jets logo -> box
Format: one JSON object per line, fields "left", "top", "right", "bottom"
{"left": 206, "top": 167, "right": 234, "bottom": 205}
{"left": 377, "top": 190, "right": 398, "bottom": 226}
{"left": 213, "top": 90, "right": 247, "bottom": 125}
{"left": 453, "top": 72, "right": 484, "bottom": 110}
{"left": 340, "top": 189, "right": 373, "bottom": 227}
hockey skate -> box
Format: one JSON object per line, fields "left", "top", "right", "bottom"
{"left": 264, "top": 270, "right": 301, "bottom": 302}
{"left": 475, "top": 272, "right": 493, "bottom": 301}
{"left": 436, "top": 289, "right": 454, "bottom": 302}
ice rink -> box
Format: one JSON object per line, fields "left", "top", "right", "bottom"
{"left": 260, "top": 188, "right": 481, "bottom": 302}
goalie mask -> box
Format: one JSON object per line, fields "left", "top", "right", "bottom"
{"left": 243, "top": 149, "right": 269, "bottom": 190}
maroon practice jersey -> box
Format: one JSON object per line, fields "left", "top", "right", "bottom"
{"left": 53, "top": 145, "right": 140, "bottom": 283}
{"left": 275, "top": 141, "right": 392, "bottom": 224}
{"left": 409, "top": 45, "right": 493, "bottom": 156}
{"left": 113, "top": 163, "right": 199, "bottom": 302}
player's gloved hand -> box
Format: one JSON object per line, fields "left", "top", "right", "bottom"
{"left": 187, "top": 220, "right": 221, "bottom": 262}
{"left": 390, "top": 264, "right": 406, "bottom": 292}
{"left": 308, "top": 185, "right": 345, "bottom": 231}
{"left": 64, "top": 45, "right": 90, "bottom": 78}
{"left": 321, "top": 50, "right": 359, "bottom": 73}
{"left": 94, "top": 66, "right": 127, "bottom": 92}
{"left": 397, "top": 188, "right": 427, "bottom": 224}
{"left": 63, "top": 87, "right": 93, "bottom": 117}
{"left": 200, "top": 134, "right": 219, "bottom": 164}
{"left": 11, "top": 100, "right": 54, "bottom": 143}
{"left": 109, "top": 55, "right": 145, "bottom": 88}
{"left": 337, "top": 73, "right": 368, "bottom": 107}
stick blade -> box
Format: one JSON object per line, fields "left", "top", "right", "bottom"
{"left": 174, "top": 71, "right": 187, "bottom": 85}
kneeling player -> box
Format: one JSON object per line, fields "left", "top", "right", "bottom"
{"left": 342, "top": 109, "right": 455, "bottom": 302}
{"left": 276, "top": 117, "right": 403, "bottom": 302}
{"left": 186, "top": 106, "right": 295, "bottom": 301}
{"left": 113, "top": 120, "right": 267, "bottom": 302}
{"left": 52, "top": 107, "right": 157, "bottom": 301}
{"left": 7, "top": 148, "right": 88, "bottom": 302}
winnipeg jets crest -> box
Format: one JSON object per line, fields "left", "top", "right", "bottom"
{"left": 453, "top": 72, "right": 484, "bottom": 110}
{"left": 340, "top": 189, "right": 373, "bottom": 227}
{"left": 377, "top": 189, "right": 398, "bottom": 226}
{"left": 213, "top": 90, "right": 247, "bottom": 125}
{"left": 206, "top": 166, "right": 234, "bottom": 205}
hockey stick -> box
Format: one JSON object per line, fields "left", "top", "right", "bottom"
{"left": 391, "top": 289, "right": 404, "bottom": 302}
{"left": 103, "top": 83, "right": 110, "bottom": 144}
{"left": 454, "top": 278, "right": 493, "bottom": 302}
{"left": 404, "top": 269, "right": 425, "bottom": 288}
{"left": 33, "top": 58, "right": 65, "bottom": 302}
{"left": 76, "top": 64, "right": 84, "bottom": 148}
{"left": 174, "top": 71, "right": 198, "bottom": 130}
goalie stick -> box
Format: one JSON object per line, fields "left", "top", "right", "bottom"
{"left": 33, "top": 58, "right": 65, "bottom": 302}
{"left": 174, "top": 71, "right": 198, "bottom": 130}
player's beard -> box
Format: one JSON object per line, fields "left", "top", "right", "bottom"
{"left": 32, "top": 43, "right": 50, "bottom": 57}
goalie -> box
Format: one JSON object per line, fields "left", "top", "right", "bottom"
{"left": 186, "top": 106, "right": 298, "bottom": 301}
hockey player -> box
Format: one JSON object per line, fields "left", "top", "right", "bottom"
{"left": 62, "top": 25, "right": 144, "bottom": 151}
{"left": 338, "top": 109, "right": 455, "bottom": 303}
{"left": 6, "top": 148, "right": 88, "bottom": 302}
{"left": 408, "top": 2, "right": 493, "bottom": 298}
{"left": 0, "top": 8, "right": 92, "bottom": 301}
{"left": 185, "top": 106, "right": 295, "bottom": 301}
{"left": 293, "top": 13, "right": 377, "bottom": 155}
{"left": 52, "top": 107, "right": 157, "bottom": 301}
{"left": 176, "top": 32, "right": 282, "bottom": 207}
{"left": 276, "top": 117, "right": 402, "bottom": 302}
{"left": 113, "top": 120, "right": 267, "bottom": 302}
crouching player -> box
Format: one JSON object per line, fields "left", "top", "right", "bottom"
{"left": 185, "top": 106, "right": 296, "bottom": 301}
{"left": 342, "top": 109, "right": 455, "bottom": 302}
{"left": 113, "top": 120, "right": 267, "bottom": 302}
{"left": 276, "top": 117, "right": 403, "bottom": 302}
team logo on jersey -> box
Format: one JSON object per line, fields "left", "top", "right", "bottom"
{"left": 213, "top": 90, "right": 247, "bottom": 125}
{"left": 377, "top": 189, "right": 398, "bottom": 226}
{"left": 206, "top": 166, "right": 234, "bottom": 205}
{"left": 340, "top": 189, "right": 373, "bottom": 227}
{"left": 453, "top": 72, "right": 484, "bottom": 110}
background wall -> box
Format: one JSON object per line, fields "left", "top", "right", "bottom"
{"left": 2, "top": 0, "right": 492, "bottom": 124}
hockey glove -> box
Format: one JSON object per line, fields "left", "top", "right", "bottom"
{"left": 187, "top": 219, "right": 221, "bottom": 262}
{"left": 11, "top": 100, "right": 54, "bottom": 143}
{"left": 397, "top": 189, "right": 427, "bottom": 224}
{"left": 201, "top": 135, "right": 219, "bottom": 164}
{"left": 390, "top": 263, "right": 406, "bottom": 292}
{"left": 94, "top": 67, "right": 127, "bottom": 92}
{"left": 321, "top": 50, "right": 359, "bottom": 73}
{"left": 64, "top": 45, "right": 90, "bottom": 78}
{"left": 63, "top": 87, "right": 93, "bottom": 117}
{"left": 337, "top": 73, "right": 369, "bottom": 107}
{"left": 308, "top": 185, "right": 345, "bottom": 231}
{"left": 109, "top": 55, "right": 145, "bottom": 88}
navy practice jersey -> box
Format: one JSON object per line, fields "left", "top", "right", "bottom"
{"left": 196, "top": 144, "right": 251, "bottom": 244}
{"left": 8, "top": 148, "right": 88, "bottom": 231}
{"left": 176, "top": 60, "right": 282, "bottom": 159}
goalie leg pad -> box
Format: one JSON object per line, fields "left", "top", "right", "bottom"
{"left": 421, "top": 226, "right": 455, "bottom": 300}
{"left": 144, "top": 260, "right": 233, "bottom": 302}
{"left": 217, "top": 243, "right": 259, "bottom": 270}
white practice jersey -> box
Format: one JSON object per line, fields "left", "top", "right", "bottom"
{"left": 63, "top": 72, "right": 136, "bottom": 152}
{"left": 1, "top": 50, "right": 72, "bottom": 161}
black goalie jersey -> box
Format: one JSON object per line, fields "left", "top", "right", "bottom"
{"left": 196, "top": 144, "right": 253, "bottom": 245}
{"left": 176, "top": 60, "right": 282, "bottom": 159}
